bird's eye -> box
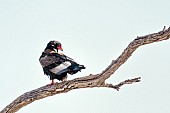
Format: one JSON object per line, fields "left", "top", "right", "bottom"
{"left": 58, "top": 44, "right": 61, "bottom": 46}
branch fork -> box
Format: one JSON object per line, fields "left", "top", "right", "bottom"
{"left": 1, "top": 26, "right": 170, "bottom": 113}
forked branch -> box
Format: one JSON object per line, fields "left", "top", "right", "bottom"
{"left": 1, "top": 27, "right": 170, "bottom": 113}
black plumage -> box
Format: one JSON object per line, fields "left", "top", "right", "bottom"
{"left": 39, "top": 40, "right": 85, "bottom": 85}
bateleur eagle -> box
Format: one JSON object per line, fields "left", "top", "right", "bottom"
{"left": 39, "top": 40, "right": 85, "bottom": 85}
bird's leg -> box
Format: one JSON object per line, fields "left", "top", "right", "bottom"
{"left": 62, "top": 76, "right": 68, "bottom": 82}
{"left": 51, "top": 79, "right": 55, "bottom": 84}
{"left": 48, "top": 79, "right": 55, "bottom": 86}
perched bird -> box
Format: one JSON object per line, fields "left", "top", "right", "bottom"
{"left": 39, "top": 40, "right": 85, "bottom": 85}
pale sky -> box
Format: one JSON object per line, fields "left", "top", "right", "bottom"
{"left": 0, "top": 0, "right": 170, "bottom": 113}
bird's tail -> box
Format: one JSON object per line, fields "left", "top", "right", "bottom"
{"left": 67, "top": 63, "right": 85, "bottom": 75}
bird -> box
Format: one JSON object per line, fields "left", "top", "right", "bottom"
{"left": 39, "top": 40, "right": 85, "bottom": 85}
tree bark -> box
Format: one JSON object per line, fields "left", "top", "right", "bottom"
{"left": 1, "top": 27, "right": 170, "bottom": 113}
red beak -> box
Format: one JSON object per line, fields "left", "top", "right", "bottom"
{"left": 57, "top": 46, "right": 63, "bottom": 51}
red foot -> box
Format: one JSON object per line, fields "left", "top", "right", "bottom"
{"left": 47, "top": 80, "right": 56, "bottom": 86}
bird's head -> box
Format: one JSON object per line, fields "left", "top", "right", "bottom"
{"left": 45, "top": 40, "right": 63, "bottom": 52}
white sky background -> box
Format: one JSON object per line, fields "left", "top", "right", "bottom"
{"left": 0, "top": 0, "right": 170, "bottom": 113}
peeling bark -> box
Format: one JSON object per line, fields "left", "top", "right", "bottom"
{"left": 1, "top": 27, "right": 170, "bottom": 113}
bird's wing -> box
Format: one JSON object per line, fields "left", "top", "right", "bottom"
{"left": 39, "top": 54, "right": 60, "bottom": 67}
{"left": 40, "top": 53, "right": 72, "bottom": 75}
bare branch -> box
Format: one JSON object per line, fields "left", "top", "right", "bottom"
{"left": 162, "top": 26, "right": 166, "bottom": 31}
{"left": 1, "top": 27, "right": 170, "bottom": 113}
{"left": 97, "top": 27, "right": 170, "bottom": 84}
{"left": 98, "top": 77, "right": 141, "bottom": 91}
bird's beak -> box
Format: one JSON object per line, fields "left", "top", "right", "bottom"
{"left": 57, "top": 46, "right": 63, "bottom": 51}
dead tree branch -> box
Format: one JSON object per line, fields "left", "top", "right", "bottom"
{"left": 1, "top": 27, "right": 170, "bottom": 113}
